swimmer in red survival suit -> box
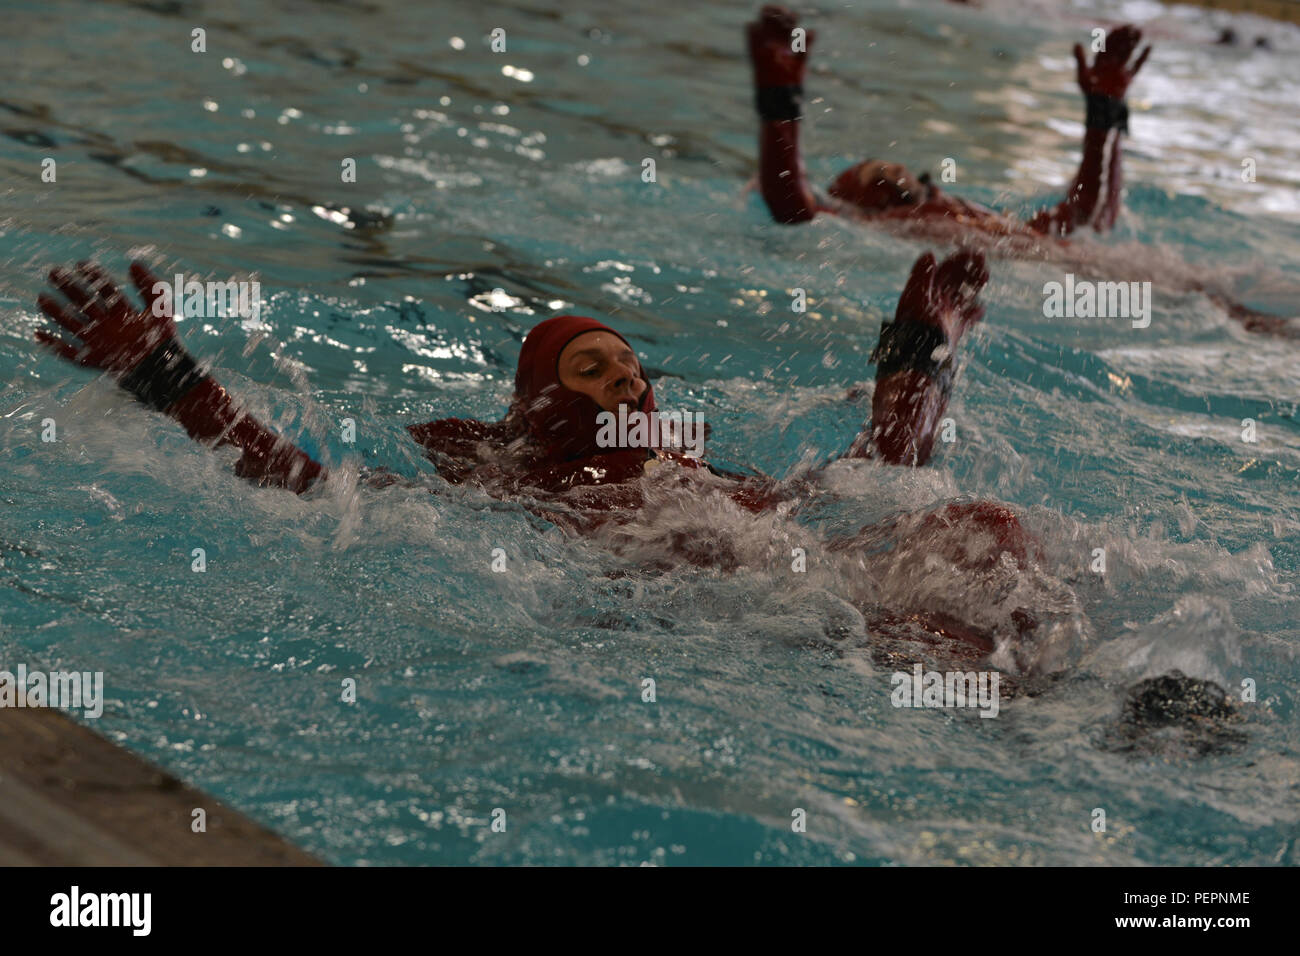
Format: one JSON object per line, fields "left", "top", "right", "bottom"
{"left": 748, "top": 5, "right": 1149, "bottom": 242}
{"left": 35, "top": 251, "right": 1037, "bottom": 653}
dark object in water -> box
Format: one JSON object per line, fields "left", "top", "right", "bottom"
{"left": 1103, "top": 670, "right": 1246, "bottom": 758}
{"left": 1214, "top": 28, "right": 1272, "bottom": 51}
{"left": 1126, "top": 670, "right": 1232, "bottom": 723}
{"left": 318, "top": 202, "right": 392, "bottom": 232}
{"left": 3, "top": 128, "right": 57, "bottom": 148}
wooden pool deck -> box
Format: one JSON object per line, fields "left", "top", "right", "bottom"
{"left": 0, "top": 705, "right": 321, "bottom": 866}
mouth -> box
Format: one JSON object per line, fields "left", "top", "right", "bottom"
{"left": 614, "top": 385, "right": 646, "bottom": 409}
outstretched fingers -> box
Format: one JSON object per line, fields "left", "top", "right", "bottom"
{"left": 749, "top": 7, "right": 796, "bottom": 54}
{"left": 759, "top": 5, "right": 798, "bottom": 35}
{"left": 37, "top": 291, "right": 87, "bottom": 337}
{"left": 129, "top": 261, "right": 171, "bottom": 318}
{"left": 47, "top": 267, "right": 108, "bottom": 325}
{"left": 748, "top": 4, "right": 812, "bottom": 72}
{"left": 1129, "top": 43, "right": 1151, "bottom": 78}
{"left": 76, "top": 261, "right": 131, "bottom": 317}
{"left": 1106, "top": 24, "right": 1141, "bottom": 62}
{"left": 38, "top": 262, "right": 177, "bottom": 373}
{"left": 34, "top": 329, "right": 87, "bottom": 365}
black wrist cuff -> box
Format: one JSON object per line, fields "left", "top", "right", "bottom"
{"left": 871, "top": 319, "right": 954, "bottom": 394}
{"left": 119, "top": 338, "right": 207, "bottom": 412}
{"left": 1085, "top": 93, "right": 1129, "bottom": 133}
{"left": 756, "top": 84, "right": 803, "bottom": 122}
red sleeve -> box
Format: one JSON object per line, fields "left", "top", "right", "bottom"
{"left": 1028, "top": 124, "right": 1124, "bottom": 236}
{"left": 758, "top": 120, "right": 820, "bottom": 225}
{"left": 166, "top": 378, "right": 325, "bottom": 494}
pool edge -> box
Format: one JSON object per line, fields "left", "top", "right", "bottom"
{"left": 0, "top": 706, "right": 323, "bottom": 866}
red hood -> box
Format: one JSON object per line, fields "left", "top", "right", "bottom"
{"left": 407, "top": 315, "right": 656, "bottom": 473}
{"left": 514, "top": 314, "right": 655, "bottom": 463}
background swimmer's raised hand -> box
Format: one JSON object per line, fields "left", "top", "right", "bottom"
{"left": 747, "top": 5, "right": 814, "bottom": 88}
{"left": 35, "top": 261, "right": 177, "bottom": 377}
{"left": 1074, "top": 25, "right": 1151, "bottom": 100}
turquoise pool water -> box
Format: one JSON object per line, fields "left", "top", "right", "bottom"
{"left": 2, "top": 0, "right": 1299, "bottom": 864}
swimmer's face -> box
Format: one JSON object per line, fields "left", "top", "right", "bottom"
{"left": 557, "top": 330, "right": 647, "bottom": 413}
{"left": 828, "top": 160, "right": 925, "bottom": 212}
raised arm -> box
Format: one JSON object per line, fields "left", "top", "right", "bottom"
{"left": 36, "top": 262, "right": 325, "bottom": 494}
{"left": 747, "top": 5, "right": 821, "bottom": 225}
{"left": 1028, "top": 25, "right": 1150, "bottom": 237}
{"left": 843, "top": 249, "right": 988, "bottom": 466}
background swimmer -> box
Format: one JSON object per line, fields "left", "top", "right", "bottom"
{"left": 745, "top": 5, "right": 1294, "bottom": 335}
{"left": 747, "top": 5, "right": 1147, "bottom": 239}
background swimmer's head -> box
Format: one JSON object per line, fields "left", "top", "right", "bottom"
{"left": 828, "top": 159, "right": 927, "bottom": 212}
{"left": 556, "top": 330, "right": 648, "bottom": 413}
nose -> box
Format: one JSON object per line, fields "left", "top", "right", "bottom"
{"left": 609, "top": 357, "right": 643, "bottom": 393}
